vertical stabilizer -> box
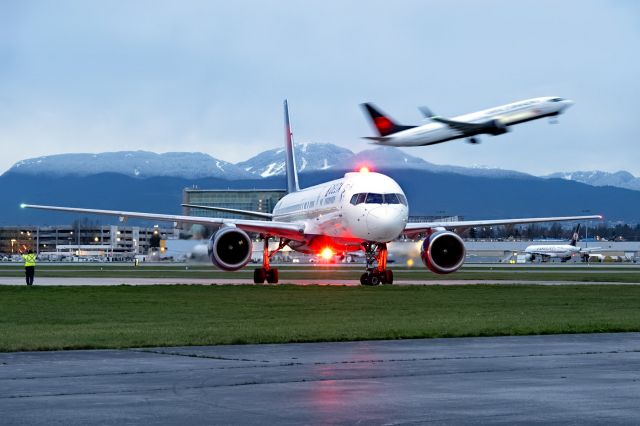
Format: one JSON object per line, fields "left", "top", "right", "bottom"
{"left": 361, "top": 103, "right": 416, "bottom": 136}
{"left": 569, "top": 224, "right": 581, "bottom": 246}
{"left": 284, "top": 100, "right": 300, "bottom": 193}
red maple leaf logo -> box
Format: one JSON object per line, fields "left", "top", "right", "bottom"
{"left": 374, "top": 117, "right": 393, "bottom": 134}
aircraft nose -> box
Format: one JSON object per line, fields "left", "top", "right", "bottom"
{"left": 561, "top": 99, "right": 574, "bottom": 111}
{"left": 366, "top": 206, "right": 406, "bottom": 241}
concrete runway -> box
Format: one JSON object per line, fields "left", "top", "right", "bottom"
{"left": 2, "top": 333, "right": 640, "bottom": 424}
{"left": 1, "top": 276, "right": 639, "bottom": 286}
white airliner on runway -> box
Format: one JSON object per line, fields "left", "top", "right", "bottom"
{"left": 22, "top": 100, "right": 600, "bottom": 285}
{"left": 362, "top": 96, "right": 574, "bottom": 146}
{"left": 523, "top": 224, "right": 601, "bottom": 262}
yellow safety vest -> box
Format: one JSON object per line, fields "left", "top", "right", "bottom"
{"left": 23, "top": 253, "right": 36, "bottom": 267}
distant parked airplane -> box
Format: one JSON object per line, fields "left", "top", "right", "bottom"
{"left": 362, "top": 96, "right": 573, "bottom": 146}
{"left": 523, "top": 224, "right": 601, "bottom": 262}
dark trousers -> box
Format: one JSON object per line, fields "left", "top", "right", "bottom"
{"left": 25, "top": 266, "right": 35, "bottom": 286}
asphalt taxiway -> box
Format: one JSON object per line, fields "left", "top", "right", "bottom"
{"left": 2, "top": 333, "right": 640, "bottom": 424}
{"left": 1, "top": 276, "right": 639, "bottom": 286}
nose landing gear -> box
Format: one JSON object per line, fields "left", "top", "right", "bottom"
{"left": 360, "top": 242, "right": 393, "bottom": 286}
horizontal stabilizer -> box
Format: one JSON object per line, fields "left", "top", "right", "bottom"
{"left": 362, "top": 136, "right": 391, "bottom": 143}
{"left": 419, "top": 106, "right": 436, "bottom": 118}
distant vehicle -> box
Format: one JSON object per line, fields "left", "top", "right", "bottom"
{"left": 23, "top": 101, "right": 600, "bottom": 285}
{"left": 361, "top": 96, "right": 573, "bottom": 146}
{"left": 586, "top": 253, "right": 605, "bottom": 262}
{"left": 523, "top": 224, "right": 601, "bottom": 262}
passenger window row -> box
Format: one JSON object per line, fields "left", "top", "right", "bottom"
{"left": 350, "top": 193, "right": 408, "bottom": 206}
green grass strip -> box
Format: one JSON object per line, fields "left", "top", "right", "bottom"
{"left": 1, "top": 284, "right": 640, "bottom": 352}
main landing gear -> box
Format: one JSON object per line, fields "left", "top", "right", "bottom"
{"left": 254, "top": 237, "right": 288, "bottom": 284}
{"left": 360, "top": 242, "right": 393, "bottom": 286}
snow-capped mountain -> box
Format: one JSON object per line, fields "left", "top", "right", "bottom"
{"left": 236, "top": 143, "right": 354, "bottom": 177}
{"left": 7, "top": 151, "right": 252, "bottom": 180}
{"left": 5, "top": 144, "right": 638, "bottom": 193}
{"left": 544, "top": 171, "right": 640, "bottom": 192}
{"left": 237, "top": 144, "right": 527, "bottom": 178}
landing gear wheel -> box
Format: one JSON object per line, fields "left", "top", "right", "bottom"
{"left": 360, "top": 273, "right": 369, "bottom": 286}
{"left": 383, "top": 269, "right": 393, "bottom": 285}
{"left": 266, "top": 268, "right": 279, "bottom": 284}
{"left": 369, "top": 274, "right": 381, "bottom": 286}
{"left": 253, "top": 268, "right": 266, "bottom": 284}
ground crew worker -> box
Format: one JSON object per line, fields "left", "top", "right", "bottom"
{"left": 22, "top": 249, "right": 36, "bottom": 286}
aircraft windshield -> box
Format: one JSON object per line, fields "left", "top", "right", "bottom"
{"left": 549, "top": 98, "right": 563, "bottom": 102}
{"left": 350, "top": 193, "right": 408, "bottom": 206}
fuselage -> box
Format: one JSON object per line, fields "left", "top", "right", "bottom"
{"left": 524, "top": 244, "right": 579, "bottom": 259}
{"left": 272, "top": 171, "right": 409, "bottom": 253}
{"left": 383, "top": 96, "right": 573, "bottom": 146}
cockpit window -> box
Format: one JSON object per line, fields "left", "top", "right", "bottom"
{"left": 365, "top": 193, "right": 384, "bottom": 204}
{"left": 549, "top": 98, "right": 563, "bottom": 102}
{"left": 350, "top": 193, "right": 367, "bottom": 205}
{"left": 384, "top": 193, "right": 400, "bottom": 204}
{"left": 350, "top": 192, "right": 408, "bottom": 205}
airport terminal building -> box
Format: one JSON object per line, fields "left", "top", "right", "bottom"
{"left": 182, "top": 188, "right": 286, "bottom": 219}
{"left": 0, "top": 225, "right": 179, "bottom": 260}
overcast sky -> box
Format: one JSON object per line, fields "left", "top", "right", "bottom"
{"left": 1, "top": 0, "right": 639, "bottom": 175}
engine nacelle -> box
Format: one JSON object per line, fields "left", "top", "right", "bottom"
{"left": 421, "top": 231, "right": 466, "bottom": 274}
{"left": 208, "top": 227, "right": 252, "bottom": 271}
{"left": 482, "top": 119, "right": 509, "bottom": 136}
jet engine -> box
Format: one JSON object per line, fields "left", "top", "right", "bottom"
{"left": 421, "top": 231, "right": 466, "bottom": 274}
{"left": 208, "top": 227, "right": 252, "bottom": 271}
{"left": 481, "top": 119, "right": 508, "bottom": 136}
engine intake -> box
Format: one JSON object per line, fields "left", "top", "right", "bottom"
{"left": 482, "top": 119, "right": 508, "bottom": 136}
{"left": 208, "top": 227, "right": 252, "bottom": 271}
{"left": 421, "top": 231, "right": 466, "bottom": 274}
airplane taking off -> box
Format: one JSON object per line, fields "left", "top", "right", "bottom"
{"left": 22, "top": 100, "right": 600, "bottom": 285}
{"left": 523, "top": 224, "right": 601, "bottom": 262}
{"left": 362, "top": 97, "right": 574, "bottom": 146}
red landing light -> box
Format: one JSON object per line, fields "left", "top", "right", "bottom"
{"left": 320, "top": 247, "right": 334, "bottom": 260}
{"left": 359, "top": 166, "right": 370, "bottom": 173}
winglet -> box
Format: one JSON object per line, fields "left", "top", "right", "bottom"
{"left": 284, "top": 100, "right": 300, "bottom": 193}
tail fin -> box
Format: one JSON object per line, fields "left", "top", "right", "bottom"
{"left": 284, "top": 99, "right": 300, "bottom": 193}
{"left": 569, "top": 224, "right": 581, "bottom": 246}
{"left": 361, "top": 103, "right": 416, "bottom": 137}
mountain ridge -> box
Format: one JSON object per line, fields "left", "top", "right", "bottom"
{"left": 5, "top": 169, "right": 639, "bottom": 225}
{"left": 4, "top": 143, "right": 638, "bottom": 192}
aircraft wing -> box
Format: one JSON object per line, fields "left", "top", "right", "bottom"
{"left": 403, "top": 215, "right": 603, "bottom": 237}
{"left": 430, "top": 116, "right": 488, "bottom": 133}
{"left": 579, "top": 247, "right": 602, "bottom": 253}
{"left": 181, "top": 204, "right": 273, "bottom": 219}
{"left": 21, "top": 204, "right": 305, "bottom": 240}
